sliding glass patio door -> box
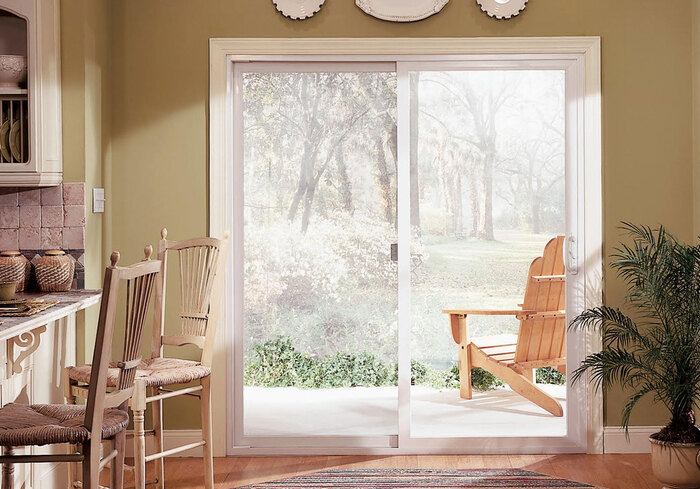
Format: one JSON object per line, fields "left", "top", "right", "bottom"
{"left": 235, "top": 63, "right": 400, "bottom": 447}
{"left": 231, "top": 57, "right": 587, "bottom": 452}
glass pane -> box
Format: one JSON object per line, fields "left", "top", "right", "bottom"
{"left": 242, "top": 71, "right": 398, "bottom": 437}
{"left": 408, "top": 70, "right": 567, "bottom": 438}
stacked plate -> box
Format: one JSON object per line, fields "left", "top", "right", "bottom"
{"left": 0, "top": 299, "right": 29, "bottom": 314}
{"left": 0, "top": 117, "right": 22, "bottom": 162}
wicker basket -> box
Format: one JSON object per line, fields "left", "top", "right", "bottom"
{"left": 0, "top": 251, "right": 30, "bottom": 292}
{"left": 35, "top": 250, "right": 75, "bottom": 292}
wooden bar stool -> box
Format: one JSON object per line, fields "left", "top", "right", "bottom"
{"left": 66, "top": 229, "right": 228, "bottom": 489}
{"left": 0, "top": 248, "right": 161, "bottom": 489}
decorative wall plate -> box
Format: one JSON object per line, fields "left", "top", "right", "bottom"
{"left": 272, "top": 0, "right": 326, "bottom": 20}
{"left": 476, "top": 0, "right": 528, "bottom": 20}
{"left": 356, "top": 0, "right": 450, "bottom": 22}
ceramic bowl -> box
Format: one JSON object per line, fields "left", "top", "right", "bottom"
{"left": 0, "top": 55, "right": 28, "bottom": 89}
{"left": 0, "top": 281, "right": 17, "bottom": 301}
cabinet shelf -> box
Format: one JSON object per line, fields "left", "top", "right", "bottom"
{"left": 0, "top": 88, "right": 28, "bottom": 97}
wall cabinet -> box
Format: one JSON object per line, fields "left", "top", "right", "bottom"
{"left": 0, "top": 0, "right": 62, "bottom": 187}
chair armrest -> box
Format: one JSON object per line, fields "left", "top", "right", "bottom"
{"left": 442, "top": 309, "right": 534, "bottom": 316}
{"left": 531, "top": 275, "right": 566, "bottom": 283}
{"left": 521, "top": 310, "right": 566, "bottom": 320}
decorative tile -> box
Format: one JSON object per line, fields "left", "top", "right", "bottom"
{"left": 62, "top": 227, "right": 85, "bottom": 249}
{"left": 0, "top": 188, "right": 17, "bottom": 206}
{"left": 62, "top": 183, "right": 85, "bottom": 205}
{"left": 0, "top": 206, "right": 19, "bottom": 228}
{"left": 19, "top": 206, "right": 41, "bottom": 228}
{"left": 18, "top": 188, "right": 41, "bottom": 206}
{"left": 41, "top": 228, "right": 63, "bottom": 249}
{"left": 40, "top": 185, "right": 62, "bottom": 205}
{"left": 19, "top": 228, "right": 41, "bottom": 249}
{"left": 63, "top": 205, "right": 86, "bottom": 227}
{"left": 41, "top": 205, "right": 63, "bottom": 228}
{"left": 0, "top": 228, "right": 18, "bottom": 251}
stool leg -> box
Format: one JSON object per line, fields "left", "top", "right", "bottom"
{"left": 64, "top": 373, "right": 79, "bottom": 488}
{"left": 132, "top": 381, "right": 147, "bottom": 489}
{"left": 150, "top": 388, "right": 165, "bottom": 489}
{"left": 200, "top": 376, "right": 214, "bottom": 489}
{"left": 111, "top": 431, "right": 126, "bottom": 489}
{"left": 82, "top": 440, "right": 99, "bottom": 489}
{"left": 2, "top": 447, "right": 14, "bottom": 489}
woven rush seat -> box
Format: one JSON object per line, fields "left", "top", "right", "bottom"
{"left": 67, "top": 357, "right": 211, "bottom": 388}
{"left": 0, "top": 403, "right": 128, "bottom": 447}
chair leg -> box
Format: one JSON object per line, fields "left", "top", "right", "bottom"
{"left": 64, "top": 374, "right": 79, "bottom": 489}
{"left": 200, "top": 376, "right": 214, "bottom": 489}
{"left": 2, "top": 447, "right": 14, "bottom": 489}
{"left": 111, "top": 431, "right": 126, "bottom": 489}
{"left": 82, "top": 441, "right": 100, "bottom": 489}
{"left": 150, "top": 388, "right": 165, "bottom": 489}
{"left": 470, "top": 345, "right": 563, "bottom": 417}
{"left": 132, "top": 380, "right": 147, "bottom": 489}
{"left": 453, "top": 315, "right": 472, "bottom": 400}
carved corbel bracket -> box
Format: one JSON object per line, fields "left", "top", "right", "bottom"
{"left": 7, "top": 325, "right": 48, "bottom": 376}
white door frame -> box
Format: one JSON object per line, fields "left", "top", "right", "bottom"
{"left": 209, "top": 37, "right": 603, "bottom": 456}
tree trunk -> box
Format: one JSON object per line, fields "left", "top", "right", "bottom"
{"left": 335, "top": 147, "right": 355, "bottom": 215}
{"left": 374, "top": 136, "right": 395, "bottom": 225}
{"left": 478, "top": 153, "right": 495, "bottom": 240}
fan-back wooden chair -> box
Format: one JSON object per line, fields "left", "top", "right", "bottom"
{"left": 443, "top": 235, "right": 566, "bottom": 417}
{"left": 0, "top": 248, "right": 160, "bottom": 489}
{"left": 66, "top": 229, "right": 228, "bottom": 489}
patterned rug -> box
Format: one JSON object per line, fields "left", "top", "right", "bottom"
{"left": 238, "top": 469, "right": 603, "bottom": 488}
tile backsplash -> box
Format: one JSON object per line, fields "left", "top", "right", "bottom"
{"left": 0, "top": 184, "right": 86, "bottom": 289}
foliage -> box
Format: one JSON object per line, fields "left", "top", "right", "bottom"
{"left": 469, "top": 367, "right": 506, "bottom": 391}
{"left": 245, "top": 336, "right": 560, "bottom": 392}
{"left": 569, "top": 224, "right": 700, "bottom": 443}
{"left": 536, "top": 367, "right": 566, "bottom": 386}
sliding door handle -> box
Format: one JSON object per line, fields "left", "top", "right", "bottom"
{"left": 391, "top": 243, "right": 398, "bottom": 262}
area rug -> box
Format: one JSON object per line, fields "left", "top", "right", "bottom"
{"left": 238, "top": 469, "right": 603, "bottom": 488}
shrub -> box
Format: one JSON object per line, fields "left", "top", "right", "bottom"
{"left": 245, "top": 336, "right": 566, "bottom": 391}
{"left": 536, "top": 366, "right": 566, "bottom": 385}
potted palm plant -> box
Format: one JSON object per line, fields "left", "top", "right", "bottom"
{"left": 570, "top": 223, "right": 700, "bottom": 489}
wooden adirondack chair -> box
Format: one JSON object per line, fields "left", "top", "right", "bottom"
{"left": 443, "top": 235, "right": 566, "bottom": 417}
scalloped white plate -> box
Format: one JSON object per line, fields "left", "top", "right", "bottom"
{"left": 476, "top": 0, "right": 528, "bottom": 19}
{"left": 356, "top": 0, "right": 450, "bottom": 22}
{"left": 272, "top": 0, "right": 326, "bottom": 20}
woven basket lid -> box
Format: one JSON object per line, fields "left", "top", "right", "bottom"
{"left": 44, "top": 250, "right": 66, "bottom": 256}
{"left": 0, "top": 251, "right": 21, "bottom": 257}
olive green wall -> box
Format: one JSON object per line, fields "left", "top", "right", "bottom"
{"left": 63, "top": 0, "right": 696, "bottom": 430}
{"left": 60, "top": 0, "right": 111, "bottom": 364}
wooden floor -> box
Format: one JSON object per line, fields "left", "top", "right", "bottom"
{"left": 136, "top": 455, "right": 659, "bottom": 489}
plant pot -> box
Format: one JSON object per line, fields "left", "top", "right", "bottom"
{"left": 650, "top": 435, "right": 700, "bottom": 489}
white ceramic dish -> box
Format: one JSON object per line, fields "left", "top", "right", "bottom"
{"left": 9, "top": 120, "right": 21, "bottom": 161}
{"left": 356, "top": 0, "right": 449, "bottom": 22}
{"left": 272, "top": 0, "right": 326, "bottom": 20}
{"left": 0, "top": 55, "right": 27, "bottom": 89}
{"left": 476, "top": 0, "right": 528, "bottom": 19}
{"left": 0, "top": 121, "right": 10, "bottom": 162}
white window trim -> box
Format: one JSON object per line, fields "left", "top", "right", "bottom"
{"left": 209, "top": 37, "right": 603, "bottom": 456}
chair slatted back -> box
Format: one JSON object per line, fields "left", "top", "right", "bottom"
{"left": 84, "top": 249, "right": 161, "bottom": 435}
{"left": 514, "top": 236, "right": 566, "bottom": 365}
{"left": 152, "top": 229, "right": 228, "bottom": 366}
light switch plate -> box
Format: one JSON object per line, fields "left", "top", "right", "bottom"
{"left": 93, "top": 188, "right": 105, "bottom": 213}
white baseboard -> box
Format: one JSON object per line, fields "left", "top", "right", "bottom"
{"left": 603, "top": 426, "right": 660, "bottom": 453}
{"left": 125, "top": 430, "right": 203, "bottom": 458}
{"left": 129, "top": 427, "right": 657, "bottom": 456}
